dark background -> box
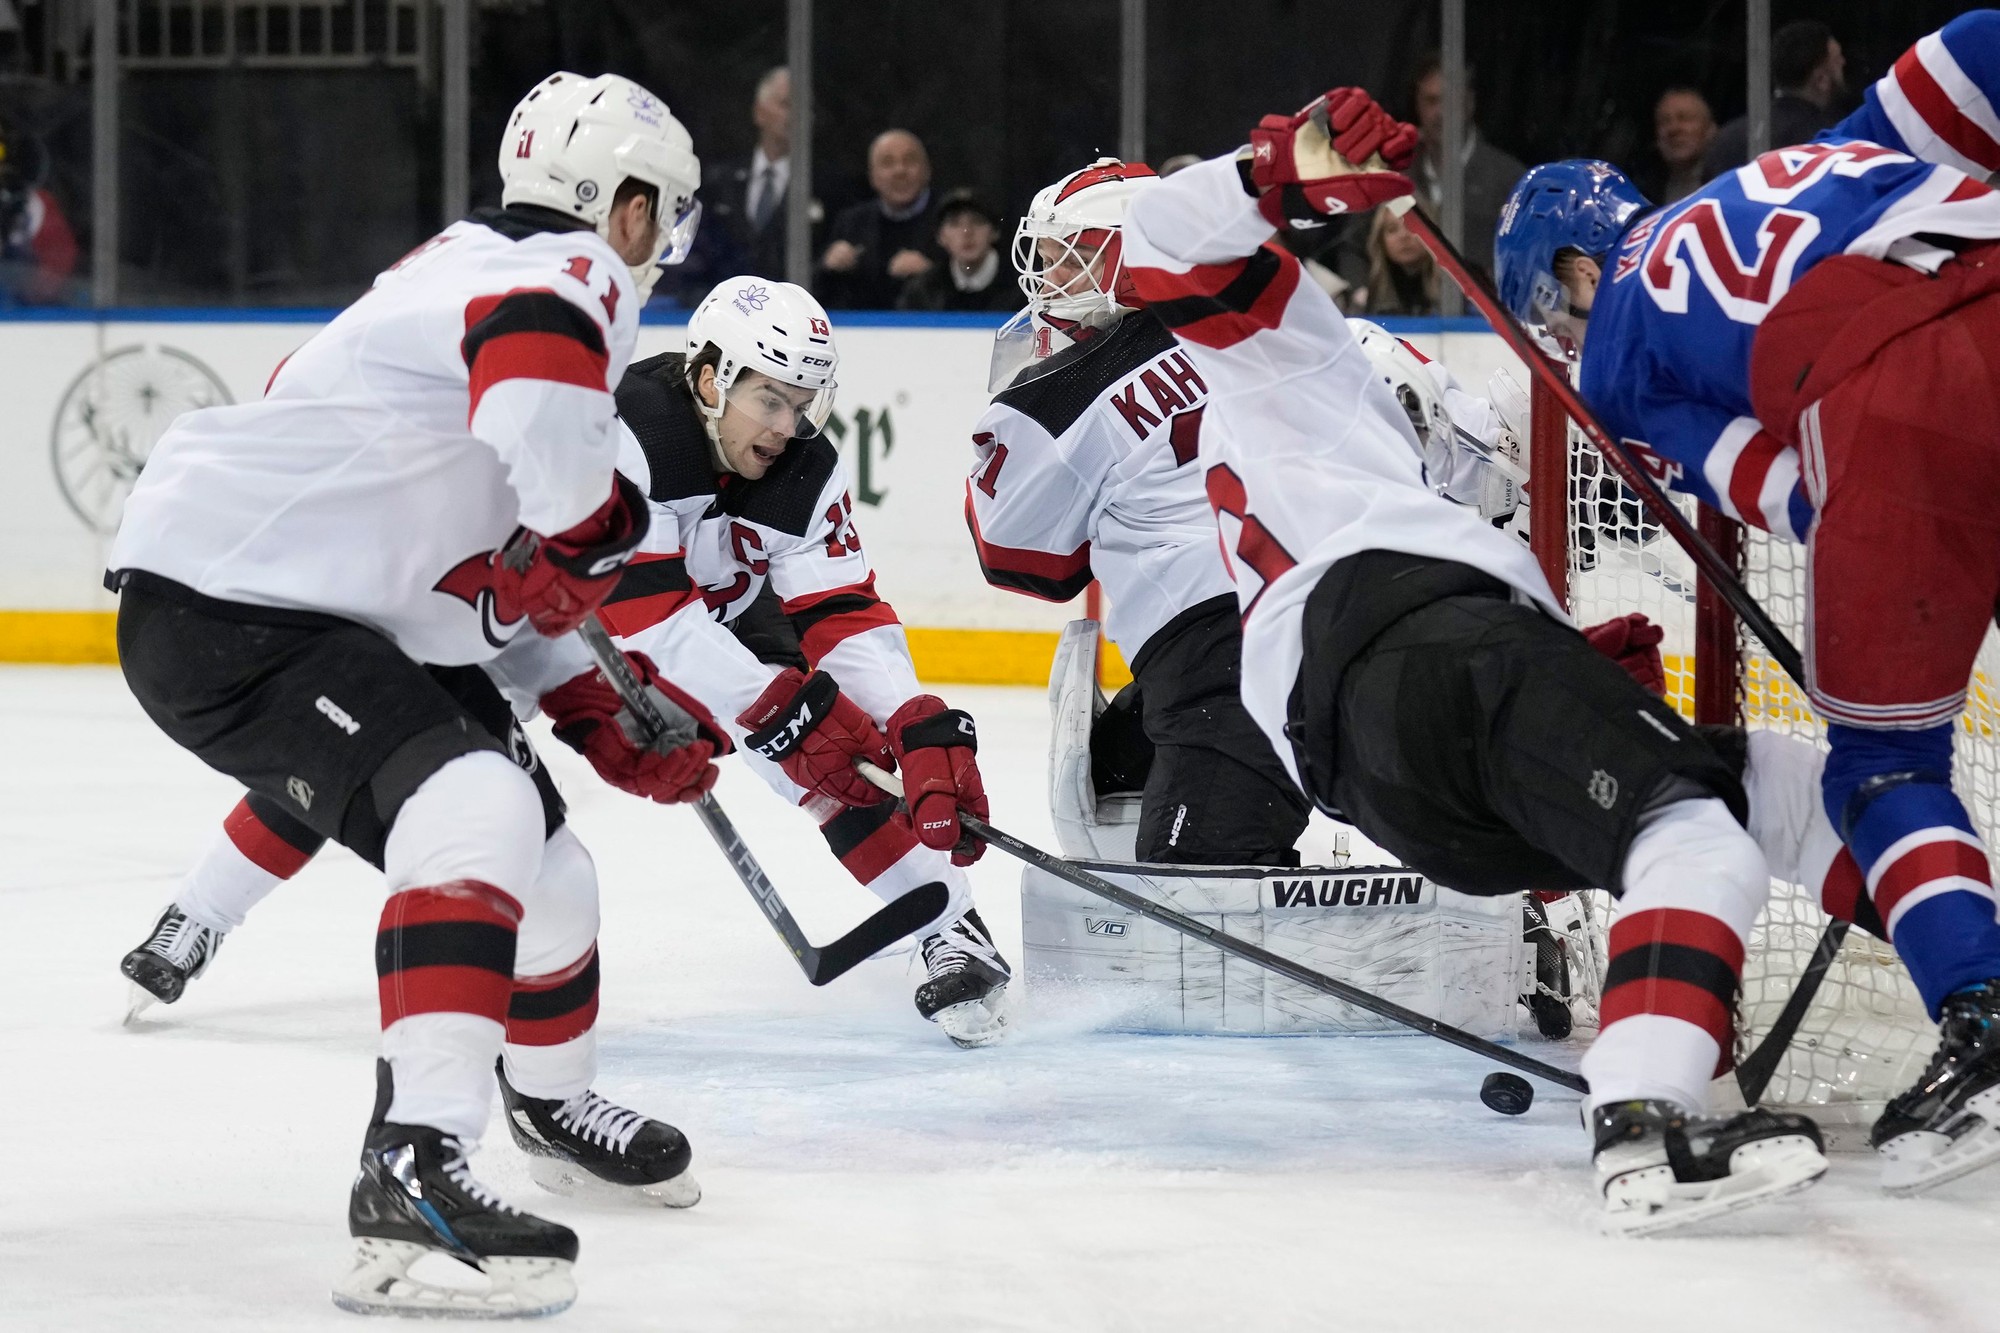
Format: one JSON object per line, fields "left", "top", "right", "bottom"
{"left": 0, "top": 0, "right": 1984, "bottom": 306}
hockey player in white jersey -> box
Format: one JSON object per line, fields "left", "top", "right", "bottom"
{"left": 121, "top": 277, "right": 1009, "bottom": 1048}
{"left": 1119, "top": 87, "right": 1828, "bottom": 1234}
{"left": 108, "top": 73, "right": 714, "bottom": 1317}
{"left": 969, "top": 159, "right": 1311, "bottom": 866}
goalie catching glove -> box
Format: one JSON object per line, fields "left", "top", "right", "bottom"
{"left": 887, "top": 696, "right": 989, "bottom": 866}
{"left": 498, "top": 473, "right": 651, "bottom": 636}
{"left": 1245, "top": 87, "right": 1417, "bottom": 227}
{"left": 737, "top": 668, "right": 895, "bottom": 808}
{"left": 542, "top": 651, "right": 724, "bottom": 804}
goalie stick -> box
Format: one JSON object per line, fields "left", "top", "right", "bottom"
{"left": 856, "top": 760, "right": 1589, "bottom": 1096}
{"left": 575, "top": 617, "right": 947, "bottom": 986}
{"left": 1397, "top": 203, "right": 1843, "bottom": 1107}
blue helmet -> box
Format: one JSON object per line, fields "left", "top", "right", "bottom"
{"left": 1494, "top": 160, "right": 1651, "bottom": 326}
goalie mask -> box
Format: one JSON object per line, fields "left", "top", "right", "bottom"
{"left": 499, "top": 72, "right": 703, "bottom": 302}
{"left": 685, "top": 277, "right": 839, "bottom": 440}
{"left": 990, "top": 158, "right": 1159, "bottom": 391}
{"left": 1349, "top": 318, "right": 1453, "bottom": 481}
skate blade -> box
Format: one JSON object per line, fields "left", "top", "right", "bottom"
{"left": 122, "top": 982, "right": 161, "bottom": 1025}
{"left": 933, "top": 987, "right": 1011, "bottom": 1049}
{"left": 1600, "top": 1135, "right": 1828, "bottom": 1237}
{"left": 1880, "top": 1085, "right": 2000, "bottom": 1196}
{"left": 525, "top": 1154, "right": 701, "bottom": 1209}
{"left": 330, "top": 1237, "right": 575, "bottom": 1319}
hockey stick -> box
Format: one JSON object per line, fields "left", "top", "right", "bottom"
{"left": 575, "top": 617, "right": 947, "bottom": 986}
{"left": 1399, "top": 204, "right": 1844, "bottom": 1105}
{"left": 856, "top": 760, "right": 1588, "bottom": 1095}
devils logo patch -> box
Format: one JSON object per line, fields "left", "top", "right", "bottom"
{"left": 433, "top": 550, "right": 530, "bottom": 649}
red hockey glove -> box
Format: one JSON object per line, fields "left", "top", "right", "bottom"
{"left": 1247, "top": 87, "right": 1417, "bottom": 227}
{"left": 495, "top": 473, "right": 650, "bottom": 637}
{"left": 887, "top": 696, "right": 988, "bottom": 866}
{"left": 737, "top": 668, "right": 894, "bottom": 808}
{"left": 542, "top": 652, "right": 724, "bottom": 804}
{"left": 1583, "top": 613, "right": 1668, "bottom": 699}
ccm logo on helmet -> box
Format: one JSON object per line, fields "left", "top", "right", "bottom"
{"left": 801, "top": 354, "right": 834, "bottom": 368}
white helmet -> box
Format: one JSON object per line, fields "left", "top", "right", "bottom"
{"left": 991, "top": 158, "right": 1158, "bottom": 391}
{"left": 1349, "top": 318, "right": 1453, "bottom": 476}
{"left": 499, "top": 72, "right": 702, "bottom": 301}
{"left": 685, "top": 277, "right": 838, "bottom": 439}
{"left": 1012, "top": 157, "right": 1159, "bottom": 322}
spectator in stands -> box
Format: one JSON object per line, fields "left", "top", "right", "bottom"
{"left": 1356, "top": 206, "right": 1438, "bottom": 317}
{"left": 1635, "top": 87, "right": 1716, "bottom": 205}
{"left": 1703, "top": 20, "right": 1847, "bottom": 180}
{"left": 816, "top": 129, "right": 939, "bottom": 309}
{"left": 1409, "top": 52, "right": 1525, "bottom": 281}
{"left": 0, "top": 115, "right": 76, "bottom": 306}
{"left": 897, "top": 188, "right": 1021, "bottom": 313}
{"left": 671, "top": 66, "right": 808, "bottom": 304}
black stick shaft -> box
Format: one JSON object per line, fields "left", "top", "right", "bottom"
{"left": 858, "top": 763, "right": 1586, "bottom": 1094}
{"left": 1398, "top": 204, "right": 1833, "bottom": 1104}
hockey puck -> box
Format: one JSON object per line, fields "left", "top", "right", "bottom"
{"left": 1480, "top": 1071, "right": 1534, "bottom": 1116}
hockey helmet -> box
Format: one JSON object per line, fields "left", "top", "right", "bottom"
{"left": 1493, "top": 159, "right": 1649, "bottom": 329}
{"left": 499, "top": 73, "right": 703, "bottom": 301}
{"left": 685, "top": 277, "right": 839, "bottom": 439}
{"left": 1349, "top": 317, "right": 1453, "bottom": 477}
{"left": 992, "top": 158, "right": 1159, "bottom": 390}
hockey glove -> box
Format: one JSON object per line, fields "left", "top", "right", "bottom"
{"left": 496, "top": 473, "right": 650, "bottom": 637}
{"left": 887, "top": 696, "right": 989, "bottom": 866}
{"left": 737, "top": 668, "right": 894, "bottom": 808}
{"left": 542, "top": 651, "right": 724, "bottom": 804}
{"left": 1583, "top": 613, "right": 1668, "bottom": 699}
{"left": 1245, "top": 87, "right": 1417, "bottom": 228}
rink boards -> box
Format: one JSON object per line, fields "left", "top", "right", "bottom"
{"left": 0, "top": 310, "right": 1517, "bottom": 684}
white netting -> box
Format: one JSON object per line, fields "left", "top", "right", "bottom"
{"left": 1542, "top": 427, "right": 1985, "bottom": 1125}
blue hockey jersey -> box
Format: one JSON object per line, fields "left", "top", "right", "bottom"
{"left": 1580, "top": 139, "right": 2000, "bottom": 540}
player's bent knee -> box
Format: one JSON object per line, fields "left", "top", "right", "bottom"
{"left": 1621, "top": 795, "right": 1770, "bottom": 937}
{"left": 383, "top": 750, "right": 545, "bottom": 897}
{"left": 512, "top": 824, "right": 601, "bottom": 977}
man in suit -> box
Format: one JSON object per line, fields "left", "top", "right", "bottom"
{"left": 671, "top": 66, "right": 800, "bottom": 303}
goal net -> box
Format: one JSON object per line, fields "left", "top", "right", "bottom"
{"left": 1523, "top": 373, "right": 1963, "bottom": 1126}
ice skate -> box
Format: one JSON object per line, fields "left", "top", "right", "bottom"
{"left": 1872, "top": 981, "right": 2000, "bottom": 1195}
{"left": 1521, "top": 894, "right": 1574, "bottom": 1040}
{"left": 496, "top": 1059, "right": 700, "bottom": 1207}
{"left": 1591, "top": 1099, "right": 1826, "bottom": 1236}
{"left": 119, "top": 903, "right": 224, "bottom": 1021}
{"left": 333, "top": 1063, "right": 577, "bottom": 1319}
{"left": 915, "top": 907, "right": 1011, "bottom": 1048}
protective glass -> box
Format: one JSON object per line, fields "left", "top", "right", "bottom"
{"left": 660, "top": 197, "right": 702, "bottom": 266}
{"left": 988, "top": 305, "right": 1117, "bottom": 393}
{"left": 723, "top": 373, "right": 836, "bottom": 439}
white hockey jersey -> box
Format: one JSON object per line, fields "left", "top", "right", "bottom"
{"left": 597, "top": 353, "right": 924, "bottom": 733}
{"left": 109, "top": 208, "right": 639, "bottom": 668}
{"left": 1120, "top": 158, "right": 1565, "bottom": 787}
{"left": 965, "top": 310, "right": 1236, "bottom": 660}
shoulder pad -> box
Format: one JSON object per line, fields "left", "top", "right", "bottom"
{"left": 614, "top": 353, "right": 719, "bottom": 504}
{"left": 724, "top": 435, "right": 841, "bottom": 537}
{"left": 992, "top": 312, "right": 1179, "bottom": 437}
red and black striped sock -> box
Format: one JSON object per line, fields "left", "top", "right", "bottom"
{"left": 376, "top": 880, "right": 522, "bottom": 1033}
{"left": 507, "top": 944, "right": 601, "bottom": 1048}
{"left": 1599, "top": 907, "right": 1745, "bottom": 1077}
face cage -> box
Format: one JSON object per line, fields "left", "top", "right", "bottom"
{"left": 1012, "top": 221, "right": 1120, "bottom": 320}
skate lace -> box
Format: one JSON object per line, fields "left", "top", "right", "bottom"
{"left": 146, "top": 907, "right": 217, "bottom": 968}
{"left": 921, "top": 914, "right": 1004, "bottom": 983}
{"left": 553, "top": 1090, "right": 646, "bottom": 1154}
{"left": 438, "top": 1137, "right": 515, "bottom": 1213}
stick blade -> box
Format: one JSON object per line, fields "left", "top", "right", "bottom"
{"left": 803, "top": 881, "right": 952, "bottom": 986}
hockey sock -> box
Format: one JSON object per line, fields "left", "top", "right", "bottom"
{"left": 175, "top": 795, "right": 324, "bottom": 932}
{"left": 377, "top": 752, "right": 545, "bottom": 1138}
{"left": 1742, "top": 731, "right": 1886, "bottom": 940}
{"left": 1826, "top": 723, "right": 2000, "bottom": 1016}
{"left": 1582, "top": 796, "right": 1767, "bottom": 1115}
{"left": 503, "top": 944, "right": 601, "bottom": 1101}
{"left": 819, "top": 799, "right": 972, "bottom": 916}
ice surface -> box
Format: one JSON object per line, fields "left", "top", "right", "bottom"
{"left": 4, "top": 666, "right": 1999, "bottom": 1333}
